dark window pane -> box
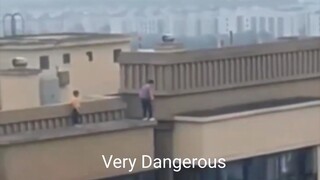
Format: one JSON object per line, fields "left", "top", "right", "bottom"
{"left": 101, "top": 170, "right": 155, "bottom": 180}
{"left": 221, "top": 161, "right": 244, "bottom": 180}
{"left": 40, "top": 56, "right": 49, "bottom": 69}
{"left": 139, "top": 170, "right": 156, "bottom": 180}
{"left": 63, "top": 53, "right": 70, "bottom": 64}
{"left": 248, "top": 157, "right": 267, "bottom": 180}
{"left": 114, "top": 49, "right": 122, "bottom": 62}
{"left": 87, "top": 51, "right": 93, "bottom": 62}
{"left": 199, "top": 168, "right": 220, "bottom": 180}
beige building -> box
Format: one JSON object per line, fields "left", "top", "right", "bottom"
{"left": 0, "top": 33, "right": 131, "bottom": 108}
{"left": 0, "top": 68, "right": 41, "bottom": 110}
{"left": 117, "top": 38, "right": 320, "bottom": 180}
{"left": 0, "top": 36, "right": 319, "bottom": 180}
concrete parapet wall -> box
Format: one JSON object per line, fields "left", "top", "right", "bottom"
{"left": 0, "top": 96, "right": 127, "bottom": 135}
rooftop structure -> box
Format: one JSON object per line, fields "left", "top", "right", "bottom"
{"left": 0, "top": 96, "right": 156, "bottom": 180}
{"left": 117, "top": 37, "right": 320, "bottom": 179}
{"left": 0, "top": 33, "right": 132, "bottom": 107}
{"left": 177, "top": 97, "right": 320, "bottom": 117}
{"left": 0, "top": 33, "right": 131, "bottom": 48}
{"left": 0, "top": 35, "right": 319, "bottom": 180}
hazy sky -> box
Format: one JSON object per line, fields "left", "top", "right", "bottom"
{"left": 0, "top": 0, "right": 299, "bottom": 12}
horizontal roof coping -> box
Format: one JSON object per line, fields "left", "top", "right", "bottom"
{"left": 174, "top": 99, "right": 320, "bottom": 123}
{"left": 0, "top": 96, "right": 126, "bottom": 124}
{"left": 0, "top": 120, "right": 156, "bottom": 146}
{"left": 0, "top": 33, "right": 132, "bottom": 50}
{"left": 118, "top": 37, "right": 320, "bottom": 64}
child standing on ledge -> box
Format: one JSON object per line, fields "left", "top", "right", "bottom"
{"left": 70, "top": 90, "right": 81, "bottom": 126}
{"left": 139, "top": 80, "right": 156, "bottom": 121}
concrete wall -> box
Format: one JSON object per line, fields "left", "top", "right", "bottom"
{"left": 119, "top": 37, "right": 320, "bottom": 65}
{"left": 318, "top": 146, "right": 320, "bottom": 180}
{"left": 119, "top": 37, "right": 320, "bottom": 95}
{"left": 124, "top": 78, "right": 320, "bottom": 120}
{"left": 172, "top": 103, "right": 320, "bottom": 161}
{"left": 0, "top": 125, "right": 154, "bottom": 180}
{"left": 0, "top": 42, "right": 131, "bottom": 101}
{"left": 0, "top": 74, "right": 40, "bottom": 110}
{"left": 70, "top": 42, "right": 130, "bottom": 96}
{"left": 0, "top": 96, "right": 127, "bottom": 135}
{"left": 119, "top": 37, "right": 320, "bottom": 120}
{"left": 0, "top": 96, "right": 125, "bottom": 123}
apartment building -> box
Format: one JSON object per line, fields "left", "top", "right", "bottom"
{"left": 0, "top": 35, "right": 320, "bottom": 180}
{"left": 117, "top": 39, "right": 320, "bottom": 180}
{"left": 0, "top": 33, "right": 131, "bottom": 106}
{"left": 308, "top": 12, "right": 320, "bottom": 36}
{"left": 0, "top": 64, "right": 42, "bottom": 110}
{"left": 0, "top": 32, "right": 154, "bottom": 180}
{"left": 0, "top": 89, "right": 155, "bottom": 180}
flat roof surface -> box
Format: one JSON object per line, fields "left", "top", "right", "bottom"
{"left": 178, "top": 97, "right": 320, "bottom": 117}
{"left": 0, "top": 33, "right": 131, "bottom": 46}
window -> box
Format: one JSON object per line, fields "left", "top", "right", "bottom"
{"left": 104, "top": 170, "right": 156, "bottom": 180}
{"left": 63, "top": 53, "right": 70, "bottom": 64}
{"left": 173, "top": 148, "right": 317, "bottom": 180}
{"left": 221, "top": 160, "right": 244, "bottom": 180}
{"left": 86, "top": 51, "right": 93, "bottom": 62}
{"left": 113, "top": 49, "right": 122, "bottom": 62}
{"left": 40, "top": 56, "right": 49, "bottom": 69}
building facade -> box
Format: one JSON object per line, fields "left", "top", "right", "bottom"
{"left": 0, "top": 33, "right": 131, "bottom": 107}
{"left": 0, "top": 35, "right": 319, "bottom": 180}
{"left": 117, "top": 38, "right": 320, "bottom": 180}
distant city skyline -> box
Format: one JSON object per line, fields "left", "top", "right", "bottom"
{"left": 0, "top": 0, "right": 319, "bottom": 50}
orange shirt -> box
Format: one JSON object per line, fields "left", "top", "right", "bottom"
{"left": 70, "top": 97, "right": 81, "bottom": 110}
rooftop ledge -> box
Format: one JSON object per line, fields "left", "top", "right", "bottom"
{"left": 174, "top": 97, "right": 320, "bottom": 123}
{"left": 0, "top": 95, "right": 123, "bottom": 124}
{"left": 0, "top": 120, "right": 156, "bottom": 146}
{"left": 0, "top": 33, "right": 132, "bottom": 50}
{"left": 118, "top": 37, "right": 320, "bottom": 64}
{"left": 0, "top": 96, "right": 128, "bottom": 136}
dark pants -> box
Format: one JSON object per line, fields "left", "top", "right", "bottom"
{"left": 71, "top": 109, "right": 80, "bottom": 125}
{"left": 141, "top": 99, "right": 153, "bottom": 118}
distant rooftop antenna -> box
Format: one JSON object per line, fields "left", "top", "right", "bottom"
{"left": 229, "top": 31, "right": 233, "bottom": 45}
{"left": 138, "top": 35, "right": 142, "bottom": 48}
{"left": 2, "top": 13, "right": 25, "bottom": 37}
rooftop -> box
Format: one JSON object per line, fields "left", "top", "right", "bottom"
{"left": 178, "top": 97, "right": 320, "bottom": 117}
{"left": 0, "top": 33, "right": 132, "bottom": 48}
{"left": 119, "top": 36, "right": 318, "bottom": 64}
{"left": 0, "top": 68, "right": 42, "bottom": 76}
